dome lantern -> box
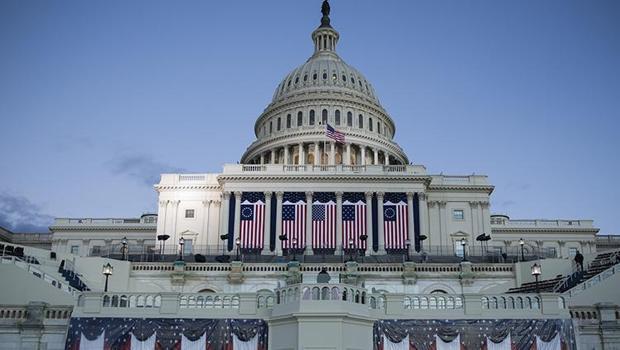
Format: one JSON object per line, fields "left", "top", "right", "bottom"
{"left": 312, "top": 0, "right": 339, "bottom": 54}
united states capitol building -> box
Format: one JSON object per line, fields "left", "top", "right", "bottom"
{"left": 2, "top": 2, "right": 619, "bottom": 350}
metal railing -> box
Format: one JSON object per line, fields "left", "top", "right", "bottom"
{"left": 0, "top": 255, "right": 80, "bottom": 297}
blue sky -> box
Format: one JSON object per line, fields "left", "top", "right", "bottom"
{"left": 0, "top": 0, "right": 618, "bottom": 234}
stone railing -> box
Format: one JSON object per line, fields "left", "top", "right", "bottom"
{"left": 0, "top": 255, "right": 80, "bottom": 297}
{"left": 378, "top": 292, "right": 568, "bottom": 319}
{"left": 74, "top": 292, "right": 263, "bottom": 318}
{"left": 275, "top": 283, "right": 369, "bottom": 306}
{"left": 0, "top": 304, "right": 73, "bottom": 320}
{"left": 222, "top": 164, "right": 427, "bottom": 176}
{"left": 564, "top": 262, "right": 619, "bottom": 297}
{"left": 492, "top": 219, "right": 594, "bottom": 228}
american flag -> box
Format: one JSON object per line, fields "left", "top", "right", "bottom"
{"left": 312, "top": 192, "right": 336, "bottom": 250}
{"left": 326, "top": 123, "right": 345, "bottom": 143}
{"left": 383, "top": 192, "right": 408, "bottom": 250}
{"left": 282, "top": 192, "right": 306, "bottom": 249}
{"left": 342, "top": 193, "right": 367, "bottom": 250}
{"left": 239, "top": 192, "right": 265, "bottom": 249}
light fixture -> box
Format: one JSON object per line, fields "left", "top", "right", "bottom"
{"left": 102, "top": 263, "right": 113, "bottom": 292}
{"left": 531, "top": 263, "right": 542, "bottom": 293}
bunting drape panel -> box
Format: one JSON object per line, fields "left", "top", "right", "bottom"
{"left": 486, "top": 334, "right": 511, "bottom": 350}
{"left": 181, "top": 333, "right": 206, "bottom": 350}
{"left": 66, "top": 318, "right": 268, "bottom": 350}
{"left": 233, "top": 333, "right": 259, "bottom": 350}
{"left": 536, "top": 334, "right": 561, "bottom": 350}
{"left": 435, "top": 334, "right": 460, "bottom": 350}
{"left": 131, "top": 332, "right": 156, "bottom": 350}
{"left": 374, "top": 319, "right": 575, "bottom": 350}
{"left": 79, "top": 332, "right": 104, "bottom": 350}
{"left": 383, "top": 335, "right": 410, "bottom": 350}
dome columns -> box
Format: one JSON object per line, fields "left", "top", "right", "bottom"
{"left": 250, "top": 141, "right": 400, "bottom": 166}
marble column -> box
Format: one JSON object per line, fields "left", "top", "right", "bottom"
{"left": 260, "top": 153, "right": 265, "bottom": 165}
{"left": 438, "top": 201, "right": 447, "bottom": 249}
{"left": 284, "top": 146, "right": 289, "bottom": 165}
{"left": 233, "top": 191, "right": 242, "bottom": 248}
{"left": 157, "top": 200, "right": 168, "bottom": 236}
{"left": 299, "top": 143, "right": 305, "bottom": 165}
{"left": 314, "top": 142, "right": 320, "bottom": 166}
{"left": 262, "top": 192, "right": 272, "bottom": 255}
{"left": 470, "top": 201, "right": 480, "bottom": 237}
{"left": 418, "top": 193, "right": 429, "bottom": 250}
{"left": 365, "top": 191, "right": 374, "bottom": 252}
{"left": 345, "top": 143, "right": 351, "bottom": 165}
{"left": 336, "top": 191, "right": 343, "bottom": 251}
{"left": 201, "top": 200, "right": 211, "bottom": 249}
{"left": 171, "top": 200, "right": 180, "bottom": 240}
{"left": 384, "top": 151, "right": 389, "bottom": 165}
{"left": 377, "top": 192, "right": 386, "bottom": 255}
{"left": 270, "top": 149, "right": 276, "bottom": 164}
{"left": 275, "top": 192, "right": 283, "bottom": 255}
{"left": 406, "top": 192, "right": 415, "bottom": 255}
{"left": 361, "top": 147, "right": 366, "bottom": 166}
{"left": 219, "top": 192, "right": 230, "bottom": 251}
{"left": 306, "top": 191, "right": 314, "bottom": 254}
{"left": 373, "top": 148, "right": 379, "bottom": 165}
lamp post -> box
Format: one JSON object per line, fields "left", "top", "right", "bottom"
{"left": 531, "top": 263, "right": 542, "bottom": 293}
{"left": 519, "top": 238, "right": 525, "bottom": 261}
{"left": 461, "top": 238, "right": 467, "bottom": 262}
{"left": 178, "top": 237, "right": 185, "bottom": 261}
{"left": 235, "top": 237, "right": 241, "bottom": 261}
{"left": 348, "top": 238, "right": 355, "bottom": 262}
{"left": 157, "top": 234, "right": 170, "bottom": 261}
{"left": 405, "top": 239, "right": 411, "bottom": 262}
{"left": 292, "top": 238, "right": 298, "bottom": 261}
{"left": 121, "top": 237, "right": 128, "bottom": 261}
{"left": 102, "top": 263, "right": 113, "bottom": 292}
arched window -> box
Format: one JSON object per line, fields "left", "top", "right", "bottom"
{"left": 309, "top": 110, "right": 315, "bottom": 125}
{"left": 369, "top": 117, "right": 373, "bottom": 131}
{"left": 358, "top": 115, "right": 364, "bottom": 128}
{"left": 297, "top": 111, "right": 303, "bottom": 126}
{"left": 377, "top": 122, "right": 381, "bottom": 134}
{"left": 294, "top": 76, "right": 299, "bottom": 84}
{"left": 347, "top": 112, "right": 353, "bottom": 126}
{"left": 304, "top": 74, "right": 308, "bottom": 82}
{"left": 269, "top": 121, "right": 273, "bottom": 133}
{"left": 287, "top": 79, "right": 291, "bottom": 87}
{"left": 322, "top": 72, "right": 327, "bottom": 80}
{"left": 313, "top": 73, "right": 317, "bottom": 80}
{"left": 351, "top": 77, "right": 356, "bottom": 85}
{"left": 342, "top": 75, "right": 347, "bottom": 82}
{"left": 286, "top": 114, "right": 291, "bottom": 128}
{"left": 335, "top": 110, "right": 341, "bottom": 125}
{"left": 277, "top": 117, "right": 281, "bottom": 131}
{"left": 322, "top": 109, "right": 328, "bottom": 124}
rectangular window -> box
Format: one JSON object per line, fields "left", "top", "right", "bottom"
{"left": 286, "top": 115, "right": 291, "bottom": 128}
{"left": 568, "top": 247, "right": 578, "bottom": 257}
{"left": 297, "top": 114, "right": 303, "bottom": 126}
{"left": 454, "top": 241, "right": 464, "bottom": 257}
{"left": 183, "top": 239, "right": 193, "bottom": 255}
{"left": 453, "top": 209, "right": 465, "bottom": 220}
{"left": 70, "top": 245, "right": 79, "bottom": 255}
{"left": 185, "top": 209, "right": 195, "bottom": 218}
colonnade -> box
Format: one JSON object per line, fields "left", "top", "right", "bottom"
{"left": 219, "top": 191, "right": 423, "bottom": 256}
{"left": 252, "top": 142, "right": 398, "bottom": 166}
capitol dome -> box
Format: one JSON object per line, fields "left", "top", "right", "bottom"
{"left": 241, "top": 1, "right": 409, "bottom": 166}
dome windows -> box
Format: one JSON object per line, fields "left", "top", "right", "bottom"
{"left": 269, "top": 121, "right": 273, "bottom": 134}
{"left": 309, "top": 110, "right": 315, "bottom": 125}
{"left": 287, "top": 79, "right": 292, "bottom": 87}
{"left": 335, "top": 110, "right": 341, "bottom": 125}
{"left": 369, "top": 117, "right": 373, "bottom": 131}
{"left": 304, "top": 74, "right": 308, "bottom": 82}
{"left": 297, "top": 112, "right": 303, "bottom": 127}
{"left": 351, "top": 77, "right": 355, "bottom": 85}
{"left": 277, "top": 117, "right": 281, "bottom": 131}
{"left": 286, "top": 114, "right": 291, "bottom": 129}
{"left": 358, "top": 114, "right": 363, "bottom": 128}
{"left": 332, "top": 73, "right": 337, "bottom": 81}
{"left": 347, "top": 112, "right": 353, "bottom": 126}
{"left": 295, "top": 76, "right": 299, "bottom": 84}
{"left": 313, "top": 73, "right": 318, "bottom": 81}
{"left": 342, "top": 75, "right": 347, "bottom": 82}
{"left": 377, "top": 121, "right": 381, "bottom": 134}
{"left": 322, "top": 109, "right": 328, "bottom": 124}
{"left": 322, "top": 72, "right": 327, "bottom": 80}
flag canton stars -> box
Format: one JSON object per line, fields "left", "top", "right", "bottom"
{"left": 383, "top": 192, "right": 408, "bottom": 250}
{"left": 239, "top": 192, "right": 265, "bottom": 249}
{"left": 241, "top": 192, "right": 265, "bottom": 203}
{"left": 326, "top": 123, "right": 345, "bottom": 143}
{"left": 342, "top": 192, "right": 367, "bottom": 249}
{"left": 282, "top": 192, "right": 306, "bottom": 249}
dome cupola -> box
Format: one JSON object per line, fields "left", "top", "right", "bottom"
{"left": 240, "top": 1, "right": 409, "bottom": 167}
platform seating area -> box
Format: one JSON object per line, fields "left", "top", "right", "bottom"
{"left": 508, "top": 250, "right": 620, "bottom": 294}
